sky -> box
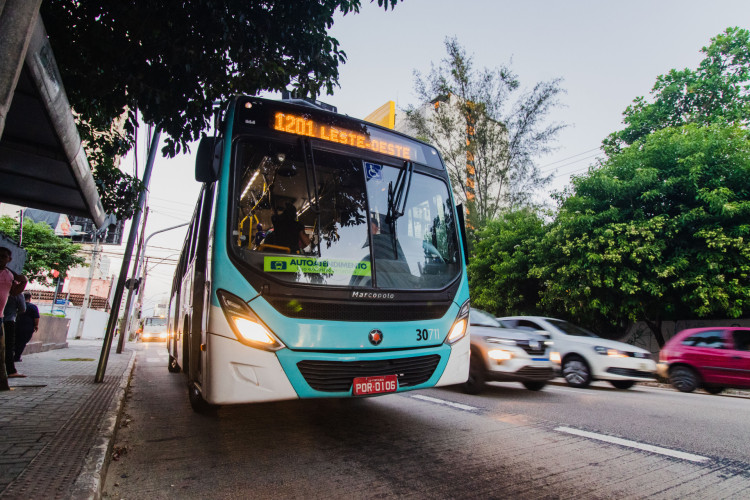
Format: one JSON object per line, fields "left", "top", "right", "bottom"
{"left": 120, "top": 0, "right": 750, "bottom": 314}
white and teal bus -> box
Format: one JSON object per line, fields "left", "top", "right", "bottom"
{"left": 168, "top": 96, "right": 470, "bottom": 411}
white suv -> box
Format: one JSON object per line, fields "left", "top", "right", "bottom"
{"left": 465, "top": 309, "right": 560, "bottom": 394}
{"left": 497, "top": 316, "right": 656, "bottom": 389}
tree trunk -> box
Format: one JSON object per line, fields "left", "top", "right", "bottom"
{"left": 644, "top": 318, "right": 666, "bottom": 348}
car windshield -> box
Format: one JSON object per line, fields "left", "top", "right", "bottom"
{"left": 144, "top": 317, "right": 167, "bottom": 327}
{"left": 547, "top": 319, "right": 599, "bottom": 337}
{"left": 470, "top": 308, "right": 502, "bottom": 328}
{"left": 231, "top": 139, "right": 461, "bottom": 290}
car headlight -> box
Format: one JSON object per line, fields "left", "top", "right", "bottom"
{"left": 445, "top": 299, "right": 470, "bottom": 344}
{"left": 488, "top": 349, "right": 513, "bottom": 361}
{"left": 217, "top": 290, "right": 285, "bottom": 351}
{"left": 594, "top": 346, "right": 628, "bottom": 357}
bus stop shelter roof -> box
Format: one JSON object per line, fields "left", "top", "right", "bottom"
{"left": 0, "top": 10, "right": 105, "bottom": 227}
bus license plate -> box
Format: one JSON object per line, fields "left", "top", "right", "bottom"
{"left": 352, "top": 375, "right": 398, "bottom": 396}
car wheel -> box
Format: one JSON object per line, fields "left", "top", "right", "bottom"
{"left": 463, "top": 351, "right": 486, "bottom": 395}
{"left": 563, "top": 355, "right": 591, "bottom": 388}
{"left": 610, "top": 380, "right": 635, "bottom": 390}
{"left": 669, "top": 366, "right": 699, "bottom": 393}
{"left": 168, "top": 355, "right": 181, "bottom": 373}
{"left": 522, "top": 381, "right": 546, "bottom": 391}
{"left": 704, "top": 385, "right": 724, "bottom": 395}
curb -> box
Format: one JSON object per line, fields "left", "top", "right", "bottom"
{"left": 68, "top": 351, "right": 136, "bottom": 500}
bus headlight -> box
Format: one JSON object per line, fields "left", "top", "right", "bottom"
{"left": 445, "top": 299, "right": 470, "bottom": 345}
{"left": 217, "top": 290, "right": 285, "bottom": 351}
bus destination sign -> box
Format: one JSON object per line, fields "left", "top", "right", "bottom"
{"left": 273, "top": 112, "right": 416, "bottom": 161}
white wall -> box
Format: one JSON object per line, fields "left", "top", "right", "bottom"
{"left": 38, "top": 304, "right": 110, "bottom": 339}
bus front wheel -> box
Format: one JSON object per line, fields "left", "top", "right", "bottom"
{"left": 188, "top": 381, "right": 217, "bottom": 414}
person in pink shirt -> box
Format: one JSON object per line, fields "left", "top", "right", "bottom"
{"left": 0, "top": 247, "right": 28, "bottom": 391}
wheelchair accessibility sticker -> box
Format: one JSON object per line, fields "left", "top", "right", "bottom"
{"left": 264, "top": 256, "right": 371, "bottom": 276}
{"left": 365, "top": 162, "right": 382, "bottom": 181}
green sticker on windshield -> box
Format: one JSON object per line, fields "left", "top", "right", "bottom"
{"left": 264, "top": 256, "right": 371, "bottom": 276}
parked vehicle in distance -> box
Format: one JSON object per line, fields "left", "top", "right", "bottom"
{"left": 497, "top": 316, "right": 656, "bottom": 389}
{"left": 657, "top": 327, "right": 750, "bottom": 394}
{"left": 464, "top": 309, "right": 560, "bottom": 394}
{"left": 139, "top": 316, "right": 168, "bottom": 342}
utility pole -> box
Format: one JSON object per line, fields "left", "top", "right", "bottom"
{"left": 117, "top": 206, "right": 148, "bottom": 353}
{"left": 96, "top": 126, "right": 161, "bottom": 383}
{"left": 75, "top": 234, "right": 100, "bottom": 339}
{"left": 137, "top": 256, "right": 148, "bottom": 321}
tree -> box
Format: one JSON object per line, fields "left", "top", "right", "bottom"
{"left": 604, "top": 27, "right": 750, "bottom": 152}
{"left": 533, "top": 124, "right": 750, "bottom": 346}
{"left": 0, "top": 217, "right": 86, "bottom": 285}
{"left": 468, "top": 208, "right": 548, "bottom": 316}
{"left": 404, "top": 38, "right": 565, "bottom": 227}
{"left": 41, "top": 0, "right": 402, "bottom": 218}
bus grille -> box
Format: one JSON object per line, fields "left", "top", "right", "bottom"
{"left": 297, "top": 355, "right": 441, "bottom": 392}
{"left": 268, "top": 299, "right": 451, "bottom": 321}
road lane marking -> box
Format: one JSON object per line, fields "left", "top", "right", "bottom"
{"left": 555, "top": 426, "right": 710, "bottom": 463}
{"left": 411, "top": 394, "right": 478, "bottom": 411}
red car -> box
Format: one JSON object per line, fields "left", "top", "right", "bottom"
{"left": 657, "top": 327, "right": 750, "bottom": 394}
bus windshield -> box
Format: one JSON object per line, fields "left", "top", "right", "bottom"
{"left": 231, "top": 139, "right": 461, "bottom": 290}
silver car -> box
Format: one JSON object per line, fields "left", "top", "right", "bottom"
{"left": 464, "top": 309, "right": 561, "bottom": 394}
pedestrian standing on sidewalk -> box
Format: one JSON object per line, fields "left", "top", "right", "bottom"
{"left": 4, "top": 292, "right": 26, "bottom": 377}
{"left": 0, "top": 246, "right": 28, "bottom": 391}
{"left": 15, "top": 291, "right": 39, "bottom": 362}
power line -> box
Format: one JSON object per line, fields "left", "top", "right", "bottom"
{"left": 148, "top": 195, "right": 196, "bottom": 208}
{"left": 539, "top": 147, "right": 603, "bottom": 170}
{"left": 542, "top": 152, "right": 603, "bottom": 175}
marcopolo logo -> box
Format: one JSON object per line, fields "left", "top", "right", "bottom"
{"left": 351, "top": 291, "right": 396, "bottom": 300}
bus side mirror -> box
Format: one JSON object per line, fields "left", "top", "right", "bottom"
{"left": 195, "top": 137, "right": 222, "bottom": 183}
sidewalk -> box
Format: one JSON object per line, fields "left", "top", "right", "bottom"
{"left": 0, "top": 339, "right": 135, "bottom": 500}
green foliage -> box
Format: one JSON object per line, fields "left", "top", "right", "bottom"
{"left": 74, "top": 112, "right": 143, "bottom": 220}
{"left": 534, "top": 124, "right": 750, "bottom": 344}
{"left": 466, "top": 28, "right": 750, "bottom": 345}
{"left": 469, "top": 208, "right": 548, "bottom": 316}
{"left": 404, "top": 38, "right": 565, "bottom": 226}
{"left": 42, "top": 0, "right": 402, "bottom": 219}
{"left": 604, "top": 27, "right": 750, "bottom": 153}
{"left": 0, "top": 217, "right": 86, "bottom": 285}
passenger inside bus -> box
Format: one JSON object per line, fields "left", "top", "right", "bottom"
{"left": 261, "top": 202, "right": 310, "bottom": 254}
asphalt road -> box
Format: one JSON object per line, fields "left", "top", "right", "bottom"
{"left": 103, "top": 343, "right": 750, "bottom": 499}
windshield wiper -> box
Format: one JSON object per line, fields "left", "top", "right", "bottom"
{"left": 383, "top": 161, "right": 413, "bottom": 259}
{"left": 385, "top": 161, "right": 413, "bottom": 225}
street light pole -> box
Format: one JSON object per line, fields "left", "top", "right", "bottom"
{"left": 129, "top": 222, "right": 189, "bottom": 327}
